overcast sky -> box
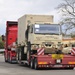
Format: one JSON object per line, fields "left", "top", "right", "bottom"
{"left": 0, "top": 0, "right": 63, "bottom": 35}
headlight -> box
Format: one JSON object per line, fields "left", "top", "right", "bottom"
{"left": 35, "top": 45, "right": 39, "bottom": 48}
{"left": 32, "top": 45, "right": 39, "bottom": 49}
{"left": 52, "top": 44, "right": 56, "bottom": 48}
{"left": 41, "top": 44, "right": 45, "bottom": 48}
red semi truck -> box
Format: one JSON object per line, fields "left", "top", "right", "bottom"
{"left": 2, "top": 21, "right": 18, "bottom": 63}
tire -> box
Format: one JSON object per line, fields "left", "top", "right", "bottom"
{"left": 30, "top": 58, "right": 34, "bottom": 69}
{"left": 34, "top": 58, "right": 38, "bottom": 70}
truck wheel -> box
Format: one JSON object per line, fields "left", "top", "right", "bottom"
{"left": 30, "top": 58, "right": 34, "bottom": 69}
{"left": 34, "top": 58, "right": 38, "bottom": 70}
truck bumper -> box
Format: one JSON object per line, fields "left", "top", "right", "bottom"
{"left": 38, "top": 64, "right": 75, "bottom": 68}
{"left": 10, "top": 56, "right": 17, "bottom": 63}
{"left": 36, "top": 54, "right": 75, "bottom": 68}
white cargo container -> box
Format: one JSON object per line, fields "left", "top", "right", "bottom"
{"left": 18, "top": 14, "right": 53, "bottom": 45}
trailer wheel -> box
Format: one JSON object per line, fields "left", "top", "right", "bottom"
{"left": 34, "top": 58, "right": 38, "bottom": 70}
{"left": 30, "top": 58, "right": 34, "bottom": 69}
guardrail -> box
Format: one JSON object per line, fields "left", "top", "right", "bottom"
{"left": 0, "top": 49, "right": 4, "bottom": 53}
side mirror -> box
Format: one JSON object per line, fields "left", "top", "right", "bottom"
{"left": 1, "top": 35, "right": 5, "bottom": 42}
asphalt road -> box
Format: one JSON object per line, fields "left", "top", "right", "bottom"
{"left": 0, "top": 54, "right": 75, "bottom": 75}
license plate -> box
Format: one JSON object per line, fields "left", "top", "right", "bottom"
{"left": 12, "top": 57, "right": 16, "bottom": 59}
{"left": 54, "top": 65, "right": 62, "bottom": 67}
{"left": 52, "top": 54, "right": 63, "bottom": 59}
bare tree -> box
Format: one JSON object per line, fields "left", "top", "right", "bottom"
{"left": 57, "top": 0, "right": 75, "bottom": 34}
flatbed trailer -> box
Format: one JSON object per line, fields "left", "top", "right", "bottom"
{"left": 18, "top": 51, "right": 75, "bottom": 69}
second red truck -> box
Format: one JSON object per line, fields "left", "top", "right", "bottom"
{"left": 2, "top": 21, "right": 18, "bottom": 63}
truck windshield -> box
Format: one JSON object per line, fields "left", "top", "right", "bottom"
{"left": 34, "top": 24, "right": 61, "bottom": 35}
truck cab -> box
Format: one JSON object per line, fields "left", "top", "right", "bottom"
{"left": 3, "top": 21, "right": 18, "bottom": 63}
{"left": 26, "top": 24, "right": 62, "bottom": 55}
